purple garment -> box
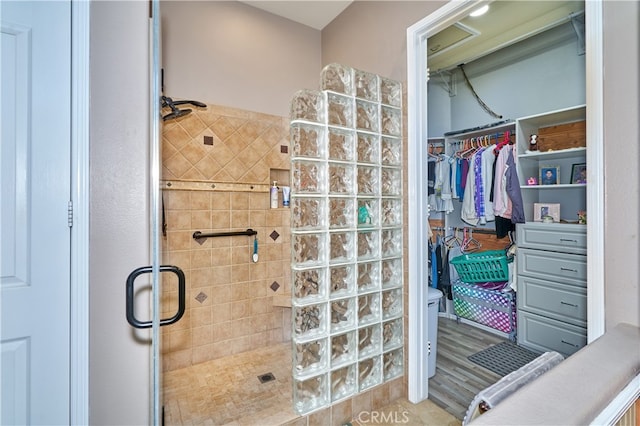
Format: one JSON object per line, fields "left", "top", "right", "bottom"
{"left": 474, "top": 149, "right": 485, "bottom": 220}
{"left": 456, "top": 159, "right": 463, "bottom": 199}
{"left": 460, "top": 159, "right": 469, "bottom": 199}
{"left": 506, "top": 149, "right": 525, "bottom": 223}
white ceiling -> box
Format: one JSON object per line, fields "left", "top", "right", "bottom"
{"left": 238, "top": 1, "right": 584, "bottom": 71}
{"left": 427, "top": 1, "right": 585, "bottom": 72}
{"left": 239, "top": 1, "right": 353, "bottom": 30}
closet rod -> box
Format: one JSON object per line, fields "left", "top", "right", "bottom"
{"left": 447, "top": 131, "right": 513, "bottom": 143}
{"left": 193, "top": 228, "right": 257, "bottom": 241}
{"left": 431, "top": 226, "right": 496, "bottom": 235}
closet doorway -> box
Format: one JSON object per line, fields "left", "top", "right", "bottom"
{"left": 406, "top": 0, "right": 604, "bottom": 404}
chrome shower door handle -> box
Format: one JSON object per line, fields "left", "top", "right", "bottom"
{"left": 126, "top": 265, "right": 186, "bottom": 329}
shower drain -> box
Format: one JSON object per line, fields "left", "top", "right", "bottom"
{"left": 257, "top": 372, "right": 276, "bottom": 384}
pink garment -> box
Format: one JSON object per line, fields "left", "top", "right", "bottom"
{"left": 493, "top": 145, "right": 512, "bottom": 218}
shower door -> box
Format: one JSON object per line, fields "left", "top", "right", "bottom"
{"left": 124, "top": 1, "right": 184, "bottom": 424}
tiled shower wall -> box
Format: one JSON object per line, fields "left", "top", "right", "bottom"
{"left": 160, "top": 104, "right": 292, "bottom": 371}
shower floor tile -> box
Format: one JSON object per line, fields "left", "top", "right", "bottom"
{"left": 163, "top": 342, "right": 298, "bottom": 425}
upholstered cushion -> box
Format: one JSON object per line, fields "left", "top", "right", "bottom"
{"left": 469, "top": 323, "right": 640, "bottom": 425}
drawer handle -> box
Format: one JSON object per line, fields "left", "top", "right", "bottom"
{"left": 560, "top": 301, "right": 579, "bottom": 308}
{"left": 561, "top": 339, "right": 580, "bottom": 348}
{"left": 560, "top": 267, "right": 578, "bottom": 273}
{"left": 559, "top": 238, "right": 578, "bottom": 243}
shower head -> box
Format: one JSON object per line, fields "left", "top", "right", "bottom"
{"left": 161, "top": 95, "right": 206, "bottom": 121}
{"left": 171, "top": 99, "right": 207, "bottom": 108}
{"left": 163, "top": 107, "right": 192, "bottom": 121}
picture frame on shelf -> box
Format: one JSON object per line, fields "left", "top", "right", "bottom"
{"left": 571, "top": 163, "right": 587, "bottom": 184}
{"left": 534, "top": 203, "right": 560, "bottom": 222}
{"left": 539, "top": 166, "right": 560, "bottom": 185}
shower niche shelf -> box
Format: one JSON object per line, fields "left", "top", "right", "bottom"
{"left": 290, "top": 63, "right": 404, "bottom": 414}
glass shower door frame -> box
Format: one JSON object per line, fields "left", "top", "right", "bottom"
{"left": 150, "top": 0, "right": 163, "bottom": 423}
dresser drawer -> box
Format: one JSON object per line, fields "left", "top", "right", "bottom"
{"left": 516, "top": 223, "right": 586, "bottom": 255}
{"left": 517, "top": 310, "right": 587, "bottom": 357}
{"left": 517, "top": 248, "right": 586, "bottom": 286}
{"left": 517, "top": 276, "right": 587, "bottom": 327}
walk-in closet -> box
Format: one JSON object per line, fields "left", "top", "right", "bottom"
{"left": 422, "top": 0, "right": 588, "bottom": 419}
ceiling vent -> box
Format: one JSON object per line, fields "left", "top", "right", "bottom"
{"left": 427, "top": 23, "right": 479, "bottom": 58}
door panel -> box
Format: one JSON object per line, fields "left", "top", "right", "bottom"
{"left": 1, "top": 1, "right": 71, "bottom": 424}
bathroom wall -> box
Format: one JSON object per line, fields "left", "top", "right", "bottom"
{"left": 160, "top": 104, "right": 293, "bottom": 370}
{"left": 161, "top": 1, "right": 321, "bottom": 117}
{"left": 321, "top": 1, "right": 442, "bottom": 82}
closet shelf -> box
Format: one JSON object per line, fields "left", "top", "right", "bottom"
{"left": 520, "top": 183, "right": 586, "bottom": 190}
{"left": 518, "top": 146, "right": 586, "bottom": 160}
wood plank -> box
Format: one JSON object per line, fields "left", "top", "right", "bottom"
{"left": 428, "top": 317, "right": 506, "bottom": 420}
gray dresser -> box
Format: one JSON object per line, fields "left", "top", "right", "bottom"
{"left": 516, "top": 222, "right": 587, "bottom": 357}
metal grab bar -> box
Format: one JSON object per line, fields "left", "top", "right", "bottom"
{"left": 193, "top": 228, "right": 257, "bottom": 241}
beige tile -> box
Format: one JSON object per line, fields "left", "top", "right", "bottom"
{"left": 179, "top": 114, "right": 207, "bottom": 139}
{"left": 250, "top": 191, "right": 270, "bottom": 210}
{"left": 168, "top": 230, "right": 193, "bottom": 251}
{"left": 388, "top": 377, "right": 405, "bottom": 402}
{"left": 195, "top": 154, "right": 222, "bottom": 180}
{"left": 230, "top": 300, "right": 251, "bottom": 320}
{"left": 166, "top": 250, "right": 191, "bottom": 270}
{"left": 211, "top": 191, "right": 231, "bottom": 210}
{"left": 231, "top": 210, "right": 250, "bottom": 230}
{"left": 191, "top": 210, "right": 211, "bottom": 229}
{"left": 212, "top": 303, "right": 231, "bottom": 324}
{"left": 211, "top": 210, "right": 231, "bottom": 229}
{"left": 190, "top": 249, "right": 211, "bottom": 268}
{"left": 308, "top": 407, "right": 331, "bottom": 426}
{"left": 331, "top": 399, "right": 352, "bottom": 426}
{"left": 352, "top": 390, "right": 372, "bottom": 418}
{"left": 192, "top": 325, "right": 213, "bottom": 346}
{"left": 168, "top": 328, "right": 192, "bottom": 352}
{"left": 165, "top": 152, "right": 193, "bottom": 178}
{"left": 190, "top": 267, "right": 213, "bottom": 288}
{"left": 163, "top": 123, "right": 191, "bottom": 150}
{"left": 266, "top": 260, "right": 284, "bottom": 279}
{"left": 162, "top": 138, "right": 179, "bottom": 162}
{"left": 266, "top": 209, "right": 283, "bottom": 227}
{"left": 371, "top": 382, "right": 390, "bottom": 410}
{"left": 191, "top": 305, "right": 212, "bottom": 326}
{"left": 231, "top": 192, "right": 250, "bottom": 210}
{"left": 181, "top": 139, "right": 209, "bottom": 165}
{"left": 213, "top": 322, "right": 234, "bottom": 342}
{"left": 210, "top": 116, "right": 237, "bottom": 140}
{"left": 211, "top": 246, "right": 232, "bottom": 266}
{"left": 231, "top": 265, "right": 251, "bottom": 284}
{"left": 211, "top": 265, "right": 231, "bottom": 285}
{"left": 168, "top": 210, "right": 191, "bottom": 230}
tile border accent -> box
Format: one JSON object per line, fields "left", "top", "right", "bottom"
{"left": 161, "top": 179, "right": 271, "bottom": 193}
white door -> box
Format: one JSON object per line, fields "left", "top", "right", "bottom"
{"left": 1, "top": 1, "right": 71, "bottom": 424}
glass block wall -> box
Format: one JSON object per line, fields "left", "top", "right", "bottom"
{"left": 289, "top": 64, "right": 403, "bottom": 415}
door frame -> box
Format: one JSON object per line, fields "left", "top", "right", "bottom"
{"left": 406, "top": 0, "right": 604, "bottom": 403}
{"left": 70, "top": 1, "right": 90, "bottom": 423}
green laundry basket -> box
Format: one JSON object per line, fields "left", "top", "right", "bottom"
{"left": 450, "top": 249, "right": 511, "bottom": 283}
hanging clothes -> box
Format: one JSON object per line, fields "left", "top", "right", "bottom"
{"left": 493, "top": 144, "right": 515, "bottom": 238}
{"left": 481, "top": 145, "right": 497, "bottom": 224}
{"left": 428, "top": 155, "right": 454, "bottom": 214}
{"left": 438, "top": 155, "right": 454, "bottom": 213}
{"left": 461, "top": 154, "right": 479, "bottom": 226}
{"left": 429, "top": 241, "right": 438, "bottom": 288}
{"left": 505, "top": 148, "right": 525, "bottom": 224}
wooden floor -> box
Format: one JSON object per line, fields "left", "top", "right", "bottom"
{"left": 429, "top": 316, "right": 507, "bottom": 421}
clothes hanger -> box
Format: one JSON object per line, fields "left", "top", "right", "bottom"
{"left": 494, "top": 130, "right": 512, "bottom": 153}
{"left": 443, "top": 227, "right": 461, "bottom": 249}
{"left": 461, "top": 228, "right": 481, "bottom": 253}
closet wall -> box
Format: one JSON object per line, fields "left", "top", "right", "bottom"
{"left": 427, "top": 20, "right": 586, "bottom": 235}
{"left": 428, "top": 21, "right": 585, "bottom": 136}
